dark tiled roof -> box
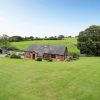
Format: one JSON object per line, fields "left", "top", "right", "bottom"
{"left": 26, "top": 44, "right": 67, "bottom": 56}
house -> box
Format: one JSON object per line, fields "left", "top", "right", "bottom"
{"left": 24, "top": 44, "right": 68, "bottom": 61}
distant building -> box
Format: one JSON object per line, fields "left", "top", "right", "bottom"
{"left": 24, "top": 44, "right": 68, "bottom": 61}
{"left": 0, "top": 48, "right": 7, "bottom": 54}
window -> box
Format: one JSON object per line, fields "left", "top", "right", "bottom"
{"left": 51, "top": 54, "right": 56, "bottom": 58}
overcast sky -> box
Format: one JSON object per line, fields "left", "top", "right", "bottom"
{"left": 0, "top": 0, "right": 100, "bottom": 37}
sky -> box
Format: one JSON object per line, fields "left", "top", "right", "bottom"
{"left": 0, "top": 0, "right": 100, "bottom": 37}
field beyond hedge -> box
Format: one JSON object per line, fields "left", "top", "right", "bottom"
{"left": 0, "top": 57, "right": 100, "bottom": 100}
{"left": 12, "top": 38, "right": 80, "bottom": 54}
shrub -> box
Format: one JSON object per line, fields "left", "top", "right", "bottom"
{"left": 66, "top": 58, "right": 71, "bottom": 62}
{"left": 65, "top": 54, "right": 79, "bottom": 62}
{"left": 68, "top": 56, "right": 73, "bottom": 61}
{"left": 69, "top": 53, "right": 80, "bottom": 59}
{"left": 5, "top": 54, "right": 10, "bottom": 57}
{"left": 64, "top": 56, "right": 73, "bottom": 62}
{"left": 73, "top": 53, "right": 79, "bottom": 59}
{"left": 37, "top": 57, "right": 42, "bottom": 61}
{"left": 48, "top": 58, "right": 53, "bottom": 62}
{"left": 10, "top": 53, "right": 21, "bottom": 59}
{"left": 73, "top": 58, "right": 77, "bottom": 60}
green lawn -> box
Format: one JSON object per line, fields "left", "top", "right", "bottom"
{"left": 12, "top": 38, "right": 80, "bottom": 54}
{"left": 0, "top": 57, "right": 100, "bottom": 100}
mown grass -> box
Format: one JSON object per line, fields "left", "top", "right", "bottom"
{"left": 12, "top": 38, "right": 80, "bottom": 54}
{"left": 0, "top": 57, "right": 100, "bottom": 100}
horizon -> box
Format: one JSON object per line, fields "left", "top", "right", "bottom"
{"left": 0, "top": 0, "right": 100, "bottom": 37}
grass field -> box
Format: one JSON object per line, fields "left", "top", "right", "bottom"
{"left": 0, "top": 57, "right": 100, "bottom": 100}
{"left": 12, "top": 38, "right": 80, "bottom": 54}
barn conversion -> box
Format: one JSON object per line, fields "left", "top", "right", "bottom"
{"left": 24, "top": 44, "right": 68, "bottom": 61}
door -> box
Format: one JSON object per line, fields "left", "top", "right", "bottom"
{"left": 32, "top": 54, "right": 35, "bottom": 59}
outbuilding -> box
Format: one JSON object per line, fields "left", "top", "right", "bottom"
{"left": 24, "top": 44, "right": 68, "bottom": 61}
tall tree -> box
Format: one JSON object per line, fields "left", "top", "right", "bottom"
{"left": 77, "top": 25, "right": 100, "bottom": 56}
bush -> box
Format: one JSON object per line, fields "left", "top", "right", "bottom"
{"left": 5, "top": 54, "right": 10, "bottom": 57}
{"left": 64, "top": 56, "right": 73, "bottom": 62}
{"left": 73, "top": 53, "right": 79, "bottom": 59}
{"left": 69, "top": 53, "right": 80, "bottom": 59}
{"left": 65, "top": 54, "right": 79, "bottom": 62}
{"left": 10, "top": 53, "right": 21, "bottom": 59}
{"left": 66, "top": 58, "right": 71, "bottom": 62}
{"left": 37, "top": 57, "right": 42, "bottom": 61}
{"left": 73, "top": 58, "right": 77, "bottom": 60}
{"left": 48, "top": 58, "right": 53, "bottom": 62}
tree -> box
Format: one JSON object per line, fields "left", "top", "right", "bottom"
{"left": 0, "top": 34, "right": 10, "bottom": 49}
{"left": 68, "top": 36, "right": 72, "bottom": 38}
{"left": 29, "top": 36, "right": 34, "bottom": 40}
{"left": 49, "top": 36, "right": 58, "bottom": 40}
{"left": 9, "top": 36, "right": 24, "bottom": 42}
{"left": 77, "top": 25, "right": 100, "bottom": 56}
{"left": 58, "top": 35, "right": 64, "bottom": 40}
